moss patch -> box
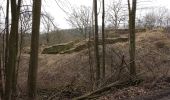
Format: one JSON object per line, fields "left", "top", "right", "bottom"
{"left": 42, "top": 42, "right": 74, "bottom": 54}
{"left": 42, "top": 37, "right": 128, "bottom": 54}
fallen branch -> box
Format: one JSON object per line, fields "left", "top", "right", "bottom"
{"left": 73, "top": 78, "right": 142, "bottom": 100}
{"left": 101, "top": 55, "right": 126, "bottom": 86}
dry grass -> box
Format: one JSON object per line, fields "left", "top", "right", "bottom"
{"left": 96, "top": 31, "right": 170, "bottom": 100}
{"left": 108, "top": 31, "right": 170, "bottom": 77}
{"left": 17, "top": 30, "right": 170, "bottom": 99}
{"left": 18, "top": 50, "right": 91, "bottom": 97}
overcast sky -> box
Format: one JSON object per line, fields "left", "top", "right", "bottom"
{"left": 42, "top": 0, "right": 93, "bottom": 29}
{"left": 42, "top": 0, "right": 170, "bottom": 29}
{"left": 1, "top": 0, "right": 170, "bottom": 29}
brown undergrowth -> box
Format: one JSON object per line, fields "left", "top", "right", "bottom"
{"left": 17, "top": 31, "right": 170, "bottom": 99}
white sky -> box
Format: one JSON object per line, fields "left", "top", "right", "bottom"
{"left": 42, "top": 0, "right": 170, "bottom": 29}
{"left": 1, "top": 0, "right": 170, "bottom": 29}
{"left": 42, "top": 0, "right": 93, "bottom": 29}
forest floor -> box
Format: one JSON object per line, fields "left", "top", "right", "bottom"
{"left": 18, "top": 30, "right": 170, "bottom": 100}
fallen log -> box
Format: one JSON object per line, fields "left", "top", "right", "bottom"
{"left": 73, "top": 78, "right": 142, "bottom": 100}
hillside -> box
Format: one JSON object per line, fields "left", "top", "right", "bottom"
{"left": 18, "top": 30, "right": 170, "bottom": 100}
{"left": 98, "top": 31, "right": 170, "bottom": 100}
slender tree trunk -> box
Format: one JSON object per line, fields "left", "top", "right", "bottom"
{"left": 84, "top": 27, "right": 87, "bottom": 39}
{"left": 1, "top": 22, "right": 5, "bottom": 100}
{"left": 11, "top": 1, "right": 22, "bottom": 100}
{"left": 128, "top": 0, "right": 137, "bottom": 76}
{"left": 115, "top": 15, "right": 118, "bottom": 29}
{"left": 102, "top": 0, "right": 105, "bottom": 79}
{"left": 0, "top": 53, "right": 4, "bottom": 100}
{"left": 2, "top": 32, "right": 5, "bottom": 76}
{"left": 5, "top": 0, "right": 9, "bottom": 79}
{"left": 46, "top": 33, "right": 49, "bottom": 44}
{"left": 94, "top": 0, "right": 100, "bottom": 87}
{"left": 88, "top": 25, "right": 94, "bottom": 91}
{"left": 27, "top": 0, "right": 41, "bottom": 99}
{"left": 4, "top": 0, "right": 20, "bottom": 99}
{"left": 4, "top": 0, "right": 9, "bottom": 99}
{"left": 46, "top": 26, "right": 50, "bottom": 44}
{"left": 15, "top": 18, "right": 24, "bottom": 93}
{"left": 88, "top": 1, "right": 95, "bottom": 90}
{"left": 5, "top": 0, "right": 20, "bottom": 100}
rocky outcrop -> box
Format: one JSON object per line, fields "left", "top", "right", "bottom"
{"left": 42, "top": 37, "right": 128, "bottom": 54}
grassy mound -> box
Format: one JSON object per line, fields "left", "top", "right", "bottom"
{"left": 42, "top": 37, "right": 128, "bottom": 54}
{"left": 42, "top": 41, "right": 74, "bottom": 54}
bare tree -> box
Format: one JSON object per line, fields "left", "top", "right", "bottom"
{"left": 27, "top": 0, "right": 41, "bottom": 99}
{"left": 20, "top": 5, "right": 32, "bottom": 34}
{"left": 12, "top": 1, "right": 22, "bottom": 99}
{"left": 93, "top": 0, "right": 100, "bottom": 87}
{"left": 142, "top": 7, "right": 169, "bottom": 29}
{"left": 0, "top": 52, "right": 3, "bottom": 100}
{"left": 143, "top": 11, "right": 157, "bottom": 29}
{"left": 156, "top": 7, "right": 168, "bottom": 28}
{"left": 106, "top": 0, "right": 126, "bottom": 29}
{"left": 102, "top": 0, "right": 105, "bottom": 79}
{"left": 42, "top": 13, "right": 55, "bottom": 44}
{"left": 128, "top": 0, "right": 137, "bottom": 77}
{"left": 66, "top": 6, "right": 91, "bottom": 39}
{"left": 5, "top": 0, "right": 9, "bottom": 77}
{"left": 165, "top": 12, "right": 170, "bottom": 27}
{"left": 5, "top": 0, "right": 21, "bottom": 99}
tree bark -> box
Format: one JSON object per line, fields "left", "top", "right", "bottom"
{"left": 128, "top": 0, "right": 137, "bottom": 77}
{"left": 102, "top": 0, "right": 105, "bottom": 79}
{"left": 94, "top": 0, "right": 100, "bottom": 87}
{"left": 27, "top": 0, "right": 41, "bottom": 99}
{"left": 0, "top": 53, "right": 4, "bottom": 100}
{"left": 5, "top": 0, "right": 9, "bottom": 79}
{"left": 4, "top": 0, "right": 21, "bottom": 99}
{"left": 11, "top": 1, "right": 22, "bottom": 100}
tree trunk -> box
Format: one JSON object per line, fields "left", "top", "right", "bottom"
{"left": 102, "top": 0, "right": 105, "bottom": 79}
{"left": 5, "top": 0, "right": 9, "bottom": 79}
{"left": 88, "top": 25, "right": 94, "bottom": 91}
{"left": 27, "top": 0, "right": 41, "bottom": 99}
{"left": 0, "top": 53, "right": 4, "bottom": 100}
{"left": 11, "top": 1, "right": 22, "bottom": 100}
{"left": 4, "top": 0, "right": 20, "bottom": 99}
{"left": 128, "top": 0, "right": 137, "bottom": 76}
{"left": 94, "top": 0, "right": 100, "bottom": 87}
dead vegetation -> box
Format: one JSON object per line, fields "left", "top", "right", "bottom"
{"left": 96, "top": 31, "right": 170, "bottom": 99}
{"left": 17, "top": 31, "right": 170, "bottom": 99}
